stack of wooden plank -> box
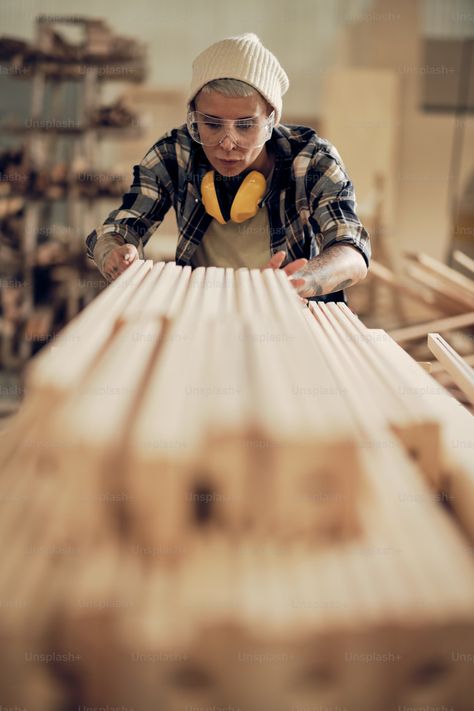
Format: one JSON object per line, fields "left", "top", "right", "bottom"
{"left": 0, "top": 261, "right": 473, "bottom": 711}
{"left": 359, "top": 251, "right": 474, "bottom": 411}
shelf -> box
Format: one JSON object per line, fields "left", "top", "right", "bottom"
{"left": 0, "top": 59, "right": 146, "bottom": 83}
{"left": 1, "top": 123, "right": 142, "bottom": 136}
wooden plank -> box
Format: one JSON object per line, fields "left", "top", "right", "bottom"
{"left": 369, "top": 259, "right": 450, "bottom": 312}
{"left": 365, "top": 330, "right": 474, "bottom": 542}
{"left": 389, "top": 311, "right": 474, "bottom": 343}
{"left": 307, "top": 302, "right": 440, "bottom": 485}
{"left": 405, "top": 262, "right": 474, "bottom": 311}
{"left": 1, "top": 263, "right": 474, "bottom": 710}
{"left": 429, "top": 352, "right": 474, "bottom": 374}
{"left": 428, "top": 333, "right": 474, "bottom": 406}
{"left": 25, "top": 259, "right": 153, "bottom": 393}
{"left": 453, "top": 250, "right": 474, "bottom": 275}
{"left": 406, "top": 251, "right": 474, "bottom": 297}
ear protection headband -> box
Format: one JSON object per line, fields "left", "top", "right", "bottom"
{"left": 201, "top": 170, "right": 267, "bottom": 224}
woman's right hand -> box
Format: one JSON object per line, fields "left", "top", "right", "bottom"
{"left": 102, "top": 244, "right": 139, "bottom": 281}
{"left": 261, "top": 250, "right": 309, "bottom": 305}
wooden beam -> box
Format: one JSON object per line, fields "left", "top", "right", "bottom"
{"left": 429, "top": 352, "right": 474, "bottom": 374}
{"left": 453, "top": 250, "right": 474, "bottom": 275}
{"left": 389, "top": 311, "right": 474, "bottom": 343}
{"left": 405, "top": 251, "right": 474, "bottom": 296}
{"left": 405, "top": 263, "right": 474, "bottom": 311}
{"left": 1, "top": 263, "right": 474, "bottom": 709}
{"left": 428, "top": 333, "right": 474, "bottom": 406}
{"left": 369, "top": 259, "right": 458, "bottom": 314}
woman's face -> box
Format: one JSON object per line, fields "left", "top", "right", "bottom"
{"left": 193, "top": 90, "right": 273, "bottom": 177}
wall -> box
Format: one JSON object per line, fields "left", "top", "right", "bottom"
{"left": 0, "top": 0, "right": 372, "bottom": 119}
{"left": 333, "top": 0, "right": 474, "bottom": 260}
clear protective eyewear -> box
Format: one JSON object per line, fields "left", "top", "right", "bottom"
{"left": 187, "top": 110, "right": 275, "bottom": 149}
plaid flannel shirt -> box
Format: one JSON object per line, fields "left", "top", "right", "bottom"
{"left": 85, "top": 123, "right": 370, "bottom": 279}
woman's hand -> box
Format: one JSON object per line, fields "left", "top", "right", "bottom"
{"left": 261, "top": 250, "right": 309, "bottom": 304}
{"left": 102, "top": 244, "right": 139, "bottom": 282}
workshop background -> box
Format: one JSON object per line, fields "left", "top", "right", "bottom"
{"left": 0, "top": 0, "right": 473, "bottom": 412}
{"left": 1, "top": 2, "right": 474, "bottom": 710}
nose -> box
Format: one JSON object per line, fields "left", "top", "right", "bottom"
{"left": 219, "top": 134, "right": 237, "bottom": 151}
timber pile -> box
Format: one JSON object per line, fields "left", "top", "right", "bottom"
{"left": 0, "top": 146, "right": 127, "bottom": 198}
{"left": 0, "top": 17, "right": 148, "bottom": 370}
{"left": 358, "top": 251, "right": 474, "bottom": 411}
{"left": 0, "top": 261, "right": 473, "bottom": 711}
{"left": 404, "top": 251, "right": 474, "bottom": 313}
{"left": 89, "top": 98, "right": 137, "bottom": 129}
{"left": 0, "top": 17, "right": 146, "bottom": 79}
{"left": 366, "top": 251, "right": 474, "bottom": 326}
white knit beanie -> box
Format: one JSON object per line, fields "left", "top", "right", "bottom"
{"left": 187, "top": 33, "right": 289, "bottom": 124}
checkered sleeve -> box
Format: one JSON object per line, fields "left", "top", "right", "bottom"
{"left": 307, "top": 147, "right": 371, "bottom": 267}
{"left": 85, "top": 142, "right": 174, "bottom": 264}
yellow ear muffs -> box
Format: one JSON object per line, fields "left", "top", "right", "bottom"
{"left": 230, "top": 171, "right": 266, "bottom": 223}
{"left": 201, "top": 170, "right": 267, "bottom": 225}
{"left": 201, "top": 170, "right": 226, "bottom": 224}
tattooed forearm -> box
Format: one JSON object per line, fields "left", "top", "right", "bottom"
{"left": 290, "top": 244, "right": 367, "bottom": 298}
{"left": 332, "top": 278, "right": 354, "bottom": 292}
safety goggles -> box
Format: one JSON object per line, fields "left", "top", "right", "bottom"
{"left": 186, "top": 110, "right": 275, "bottom": 149}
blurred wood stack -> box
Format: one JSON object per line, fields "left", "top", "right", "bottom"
{"left": 0, "top": 16, "right": 146, "bottom": 79}
{"left": 0, "top": 16, "right": 147, "bottom": 369}
{"left": 0, "top": 262, "right": 473, "bottom": 711}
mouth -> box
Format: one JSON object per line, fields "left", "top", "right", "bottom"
{"left": 216, "top": 158, "right": 242, "bottom": 165}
